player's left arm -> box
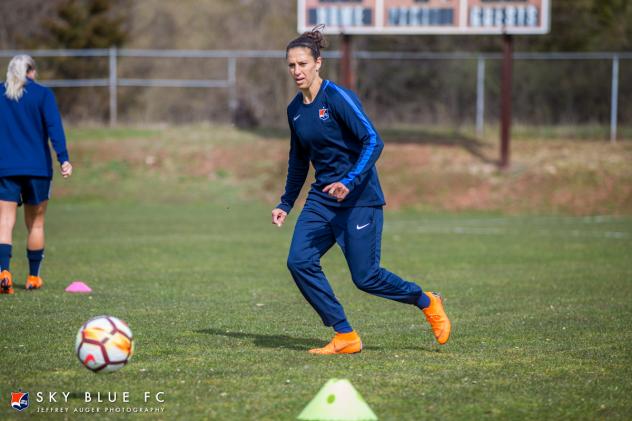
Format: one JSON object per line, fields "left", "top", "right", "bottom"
{"left": 328, "top": 88, "right": 384, "bottom": 197}
{"left": 42, "top": 88, "right": 72, "bottom": 177}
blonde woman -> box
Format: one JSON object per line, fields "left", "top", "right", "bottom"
{"left": 0, "top": 55, "right": 72, "bottom": 294}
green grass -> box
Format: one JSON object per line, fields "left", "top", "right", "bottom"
{"left": 377, "top": 124, "right": 632, "bottom": 142}
{"left": 1, "top": 124, "right": 631, "bottom": 419}
{"left": 1, "top": 202, "right": 631, "bottom": 420}
{"left": 510, "top": 124, "right": 632, "bottom": 141}
{"left": 67, "top": 127, "right": 162, "bottom": 142}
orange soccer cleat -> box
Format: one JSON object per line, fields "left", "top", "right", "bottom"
{"left": 309, "top": 331, "right": 363, "bottom": 355}
{"left": 1, "top": 270, "right": 14, "bottom": 294}
{"left": 25, "top": 275, "right": 43, "bottom": 290}
{"left": 422, "top": 292, "right": 451, "bottom": 345}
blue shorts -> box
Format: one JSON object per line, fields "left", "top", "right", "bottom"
{"left": 0, "top": 176, "right": 52, "bottom": 206}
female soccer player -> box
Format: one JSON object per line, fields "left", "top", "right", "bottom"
{"left": 272, "top": 27, "right": 451, "bottom": 354}
{"left": 0, "top": 55, "right": 72, "bottom": 294}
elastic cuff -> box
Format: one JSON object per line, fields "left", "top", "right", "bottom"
{"left": 0, "top": 243, "right": 12, "bottom": 256}
{"left": 27, "top": 248, "right": 45, "bottom": 259}
{"left": 276, "top": 203, "right": 291, "bottom": 214}
{"left": 416, "top": 291, "right": 431, "bottom": 309}
{"left": 57, "top": 151, "right": 69, "bottom": 164}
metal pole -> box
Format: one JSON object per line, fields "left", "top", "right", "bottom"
{"left": 340, "top": 34, "right": 354, "bottom": 90}
{"left": 109, "top": 47, "right": 117, "bottom": 126}
{"left": 610, "top": 55, "right": 619, "bottom": 144}
{"left": 228, "top": 57, "right": 237, "bottom": 113}
{"left": 476, "top": 56, "right": 486, "bottom": 138}
{"left": 500, "top": 35, "right": 513, "bottom": 169}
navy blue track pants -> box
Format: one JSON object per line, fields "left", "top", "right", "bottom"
{"left": 287, "top": 200, "right": 424, "bottom": 328}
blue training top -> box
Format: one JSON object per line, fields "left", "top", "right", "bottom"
{"left": 277, "top": 80, "right": 385, "bottom": 213}
{"left": 0, "top": 78, "right": 69, "bottom": 178}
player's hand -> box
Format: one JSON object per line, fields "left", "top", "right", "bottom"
{"left": 272, "top": 208, "right": 287, "bottom": 227}
{"left": 60, "top": 161, "right": 73, "bottom": 178}
{"left": 323, "top": 182, "right": 349, "bottom": 202}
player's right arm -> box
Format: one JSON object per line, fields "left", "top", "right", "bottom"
{"left": 272, "top": 113, "right": 309, "bottom": 226}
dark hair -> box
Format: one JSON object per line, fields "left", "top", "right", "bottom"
{"left": 286, "top": 24, "right": 327, "bottom": 59}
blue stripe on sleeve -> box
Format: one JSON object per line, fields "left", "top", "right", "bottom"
{"left": 330, "top": 84, "right": 377, "bottom": 186}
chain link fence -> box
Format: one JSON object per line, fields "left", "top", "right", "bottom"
{"left": 1, "top": 49, "right": 629, "bottom": 141}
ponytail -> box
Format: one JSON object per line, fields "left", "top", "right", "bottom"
{"left": 4, "top": 55, "right": 35, "bottom": 101}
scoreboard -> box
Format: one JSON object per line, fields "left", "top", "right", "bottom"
{"left": 298, "top": 0, "right": 550, "bottom": 35}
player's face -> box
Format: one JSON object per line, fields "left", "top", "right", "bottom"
{"left": 287, "top": 47, "right": 321, "bottom": 91}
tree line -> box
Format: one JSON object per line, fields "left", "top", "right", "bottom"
{"left": 0, "top": 0, "right": 629, "bottom": 128}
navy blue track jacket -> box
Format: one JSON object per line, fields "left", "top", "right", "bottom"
{"left": 0, "top": 78, "right": 69, "bottom": 178}
{"left": 277, "top": 80, "right": 385, "bottom": 213}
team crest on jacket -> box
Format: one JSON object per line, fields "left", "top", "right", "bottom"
{"left": 319, "top": 107, "right": 329, "bottom": 121}
{"left": 11, "top": 391, "right": 29, "bottom": 411}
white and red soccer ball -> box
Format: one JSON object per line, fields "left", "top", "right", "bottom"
{"left": 75, "top": 316, "right": 134, "bottom": 373}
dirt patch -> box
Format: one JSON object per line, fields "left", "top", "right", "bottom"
{"left": 65, "top": 127, "right": 632, "bottom": 215}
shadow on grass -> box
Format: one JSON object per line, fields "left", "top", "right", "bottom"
{"left": 195, "top": 328, "right": 322, "bottom": 351}
{"left": 195, "top": 328, "right": 439, "bottom": 353}
{"left": 242, "top": 126, "right": 497, "bottom": 165}
{"left": 380, "top": 127, "right": 497, "bottom": 165}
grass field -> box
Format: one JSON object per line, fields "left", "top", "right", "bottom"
{"left": 1, "top": 126, "right": 631, "bottom": 420}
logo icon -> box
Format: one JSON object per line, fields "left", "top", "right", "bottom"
{"left": 319, "top": 108, "right": 329, "bottom": 121}
{"left": 356, "top": 223, "right": 370, "bottom": 230}
{"left": 11, "top": 391, "right": 29, "bottom": 412}
{"left": 83, "top": 353, "right": 96, "bottom": 365}
{"left": 293, "top": 114, "right": 301, "bottom": 121}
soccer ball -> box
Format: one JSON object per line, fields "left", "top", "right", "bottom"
{"left": 75, "top": 316, "right": 134, "bottom": 373}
